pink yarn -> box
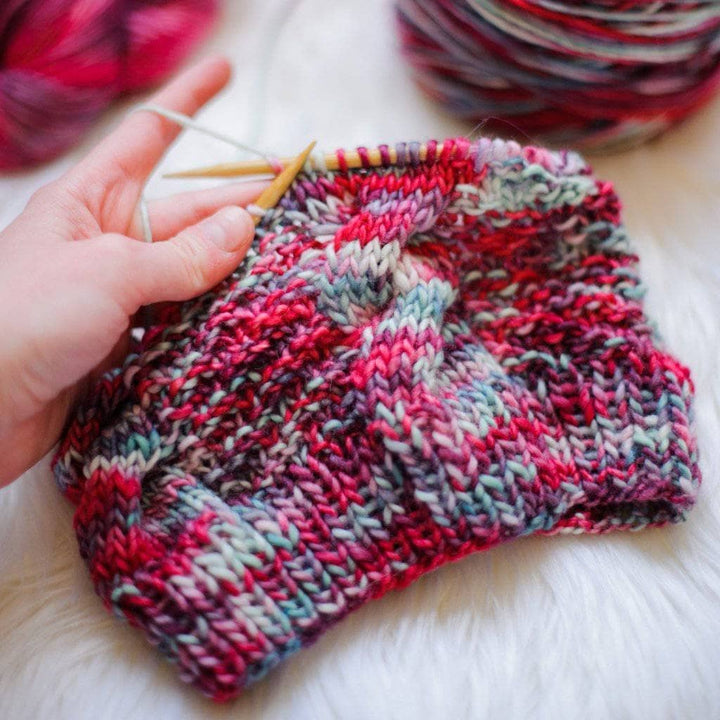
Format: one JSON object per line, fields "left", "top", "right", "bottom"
{"left": 0, "top": 0, "right": 219, "bottom": 170}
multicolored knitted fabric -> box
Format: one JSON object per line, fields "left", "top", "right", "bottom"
{"left": 53, "top": 136, "right": 700, "bottom": 701}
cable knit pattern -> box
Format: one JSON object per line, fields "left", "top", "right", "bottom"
{"left": 53, "top": 137, "right": 700, "bottom": 701}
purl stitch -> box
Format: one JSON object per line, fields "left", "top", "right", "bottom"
{"left": 54, "top": 137, "right": 700, "bottom": 701}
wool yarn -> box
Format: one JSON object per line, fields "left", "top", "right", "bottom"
{"left": 0, "top": 0, "right": 218, "bottom": 170}
{"left": 395, "top": 0, "right": 720, "bottom": 152}
{"left": 54, "top": 136, "right": 700, "bottom": 700}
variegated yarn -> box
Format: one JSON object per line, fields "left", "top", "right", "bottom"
{"left": 0, "top": 0, "right": 219, "bottom": 169}
{"left": 395, "top": 0, "right": 720, "bottom": 152}
{"left": 54, "top": 136, "right": 700, "bottom": 701}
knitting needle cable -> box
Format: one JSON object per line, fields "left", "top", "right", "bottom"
{"left": 130, "top": 103, "right": 284, "bottom": 243}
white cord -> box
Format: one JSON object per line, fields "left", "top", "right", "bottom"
{"left": 130, "top": 104, "right": 277, "bottom": 243}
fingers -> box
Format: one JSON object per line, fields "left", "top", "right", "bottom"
{"left": 74, "top": 56, "right": 232, "bottom": 188}
{"left": 113, "top": 206, "right": 255, "bottom": 309}
{"left": 129, "top": 180, "right": 268, "bottom": 241}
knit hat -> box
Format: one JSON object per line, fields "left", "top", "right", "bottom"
{"left": 53, "top": 136, "right": 700, "bottom": 701}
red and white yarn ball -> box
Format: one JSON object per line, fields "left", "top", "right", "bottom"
{"left": 396, "top": 0, "right": 720, "bottom": 152}
{"left": 0, "top": 0, "right": 219, "bottom": 170}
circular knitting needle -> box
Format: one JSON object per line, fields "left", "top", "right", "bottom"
{"left": 250, "top": 140, "right": 316, "bottom": 225}
{"left": 164, "top": 143, "right": 444, "bottom": 179}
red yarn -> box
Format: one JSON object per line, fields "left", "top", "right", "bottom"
{"left": 0, "top": 0, "right": 219, "bottom": 170}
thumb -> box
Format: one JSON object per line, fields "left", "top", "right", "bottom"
{"left": 125, "top": 205, "right": 254, "bottom": 306}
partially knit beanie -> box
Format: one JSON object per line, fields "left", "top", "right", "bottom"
{"left": 54, "top": 136, "right": 700, "bottom": 701}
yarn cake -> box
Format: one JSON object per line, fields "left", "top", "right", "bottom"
{"left": 54, "top": 137, "right": 700, "bottom": 700}
{"left": 395, "top": 0, "right": 720, "bottom": 152}
{"left": 0, "top": 0, "right": 219, "bottom": 170}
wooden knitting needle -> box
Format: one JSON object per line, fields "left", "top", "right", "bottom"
{"left": 250, "top": 140, "right": 316, "bottom": 225}
{"left": 164, "top": 143, "right": 443, "bottom": 179}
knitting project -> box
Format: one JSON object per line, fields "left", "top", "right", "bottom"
{"left": 54, "top": 137, "right": 700, "bottom": 701}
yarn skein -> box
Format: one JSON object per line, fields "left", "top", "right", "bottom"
{"left": 0, "top": 0, "right": 219, "bottom": 170}
{"left": 395, "top": 0, "right": 720, "bottom": 152}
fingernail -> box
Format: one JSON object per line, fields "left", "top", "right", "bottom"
{"left": 204, "top": 206, "right": 252, "bottom": 252}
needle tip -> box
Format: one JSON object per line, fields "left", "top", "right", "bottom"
{"left": 252, "top": 140, "right": 318, "bottom": 225}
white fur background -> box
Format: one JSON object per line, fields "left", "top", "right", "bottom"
{"left": 1, "top": 2, "right": 720, "bottom": 718}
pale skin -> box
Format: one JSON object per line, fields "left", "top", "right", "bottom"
{"left": 0, "top": 57, "right": 267, "bottom": 487}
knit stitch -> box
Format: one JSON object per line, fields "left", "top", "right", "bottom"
{"left": 53, "top": 137, "right": 700, "bottom": 701}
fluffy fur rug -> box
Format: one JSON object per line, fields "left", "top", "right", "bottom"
{"left": 2, "top": 2, "right": 719, "bottom": 718}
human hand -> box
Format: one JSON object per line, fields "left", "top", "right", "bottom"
{"left": 0, "top": 57, "right": 265, "bottom": 487}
